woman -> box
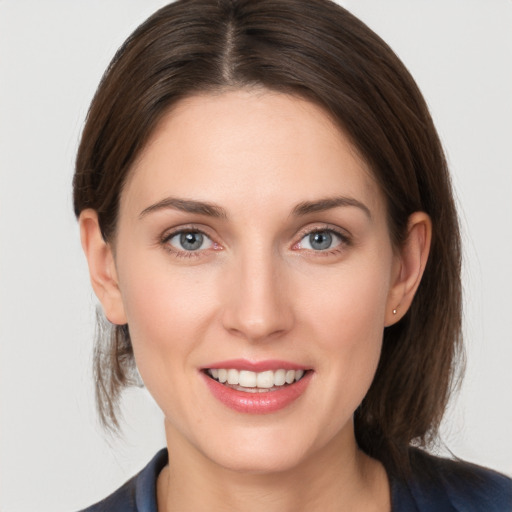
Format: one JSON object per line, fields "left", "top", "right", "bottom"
{"left": 73, "top": 0, "right": 512, "bottom": 510}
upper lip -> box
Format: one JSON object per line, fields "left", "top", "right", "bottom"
{"left": 202, "top": 359, "right": 309, "bottom": 372}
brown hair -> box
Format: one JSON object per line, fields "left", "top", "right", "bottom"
{"left": 73, "top": 0, "right": 462, "bottom": 476}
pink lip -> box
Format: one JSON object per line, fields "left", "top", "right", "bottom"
{"left": 203, "top": 359, "right": 308, "bottom": 372}
{"left": 201, "top": 366, "right": 312, "bottom": 414}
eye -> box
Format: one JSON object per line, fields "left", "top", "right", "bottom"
{"left": 297, "top": 229, "right": 344, "bottom": 251}
{"left": 167, "top": 231, "right": 213, "bottom": 252}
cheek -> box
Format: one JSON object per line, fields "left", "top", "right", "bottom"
{"left": 302, "top": 258, "right": 391, "bottom": 341}
{"left": 115, "top": 250, "right": 220, "bottom": 380}
{"left": 118, "top": 246, "right": 214, "bottom": 333}
{"left": 299, "top": 255, "right": 392, "bottom": 390}
{"left": 117, "top": 267, "right": 220, "bottom": 425}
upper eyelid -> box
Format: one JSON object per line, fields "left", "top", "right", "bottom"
{"left": 295, "top": 224, "right": 351, "bottom": 241}
{"left": 300, "top": 229, "right": 345, "bottom": 241}
{"left": 296, "top": 230, "right": 346, "bottom": 248}
{"left": 160, "top": 227, "right": 217, "bottom": 257}
{"left": 158, "top": 223, "right": 351, "bottom": 249}
{"left": 161, "top": 224, "right": 214, "bottom": 241}
{"left": 159, "top": 226, "right": 217, "bottom": 255}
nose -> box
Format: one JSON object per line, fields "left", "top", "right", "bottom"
{"left": 220, "top": 249, "right": 294, "bottom": 343}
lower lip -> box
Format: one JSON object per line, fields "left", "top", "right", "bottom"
{"left": 202, "top": 371, "right": 312, "bottom": 414}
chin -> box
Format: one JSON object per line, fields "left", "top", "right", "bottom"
{"left": 208, "top": 444, "right": 308, "bottom": 475}
{"left": 194, "top": 422, "right": 329, "bottom": 475}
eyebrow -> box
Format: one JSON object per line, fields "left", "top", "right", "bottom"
{"left": 139, "top": 197, "right": 228, "bottom": 219}
{"left": 292, "top": 196, "right": 372, "bottom": 219}
{"left": 139, "top": 195, "right": 371, "bottom": 220}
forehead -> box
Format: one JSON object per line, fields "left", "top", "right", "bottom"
{"left": 122, "top": 90, "right": 384, "bottom": 218}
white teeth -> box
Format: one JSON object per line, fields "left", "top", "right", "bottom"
{"left": 227, "top": 369, "right": 239, "bottom": 385}
{"left": 239, "top": 370, "right": 257, "bottom": 387}
{"left": 285, "top": 370, "right": 295, "bottom": 384}
{"left": 207, "top": 368, "right": 306, "bottom": 389}
{"left": 256, "top": 370, "right": 274, "bottom": 388}
{"left": 274, "top": 369, "right": 286, "bottom": 386}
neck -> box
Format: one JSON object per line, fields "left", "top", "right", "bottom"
{"left": 157, "top": 420, "right": 390, "bottom": 512}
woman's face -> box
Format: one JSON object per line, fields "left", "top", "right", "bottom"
{"left": 109, "top": 90, "right": 402, "bottom": 472}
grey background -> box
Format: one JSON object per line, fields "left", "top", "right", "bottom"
{"left": 1, "top": 1, "right": 511, "bottom": 510}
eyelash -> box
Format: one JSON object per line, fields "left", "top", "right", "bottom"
{"left": 160, "top": 226, "right": 219, "bottom": 259}
{"left": 293, "top": 225, "right": 351, "bottom": 257}
{"left": 160, "top": 224, "right": 351, "bottom": 259}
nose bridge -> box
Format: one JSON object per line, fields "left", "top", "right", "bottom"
{"left": 221, "top": 242, "right": 292, "bottom": 341}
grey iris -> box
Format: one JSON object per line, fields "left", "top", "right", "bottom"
{"left": 180, "top": 232, "right": 203, "bottom": 251}
{"left": 310, "top": 231, "right": 332, "bottom": 250}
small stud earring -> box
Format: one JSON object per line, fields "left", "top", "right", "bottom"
{"left": 392, "top": 308, "right": 397, "bottom": 315}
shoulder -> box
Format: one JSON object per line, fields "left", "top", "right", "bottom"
{"left": 78, "top": 476, "right": 137, "bottom": 512}
{"left": 77, "top": 449, "right": 168, "bottom": 512}
{"left": 393, "top": 448, "right": 512, "bottom": 512}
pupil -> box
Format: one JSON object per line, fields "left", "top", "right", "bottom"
{"left": 310, "top": 231, "right": 332, "bottom": 250}
{"left": 180, "top": 232, "right": 203, "bottom": 251}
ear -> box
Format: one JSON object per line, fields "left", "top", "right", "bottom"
{"left": 79, "top": 209, "right": 127, "bottom": 325}
{"left": 385, "top": 212, "right": 432, "bottom": 326}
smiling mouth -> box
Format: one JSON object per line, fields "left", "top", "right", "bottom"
{"left": 204, "top": 368, "right": 308, "bottom": 393}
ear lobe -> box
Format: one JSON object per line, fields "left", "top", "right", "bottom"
{"left": 385, "top": 212, "right": 432, "bottom": 326}
{"left": 79, "top": 209, "right": 127, "bottom": 325}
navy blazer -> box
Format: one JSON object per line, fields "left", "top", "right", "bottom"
{"left": 79, "top": 448, "right": 512, "bottom": 511}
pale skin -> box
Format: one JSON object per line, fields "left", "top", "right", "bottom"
{"left": 80, "top": 89, "right": 431, "bottom": 511}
